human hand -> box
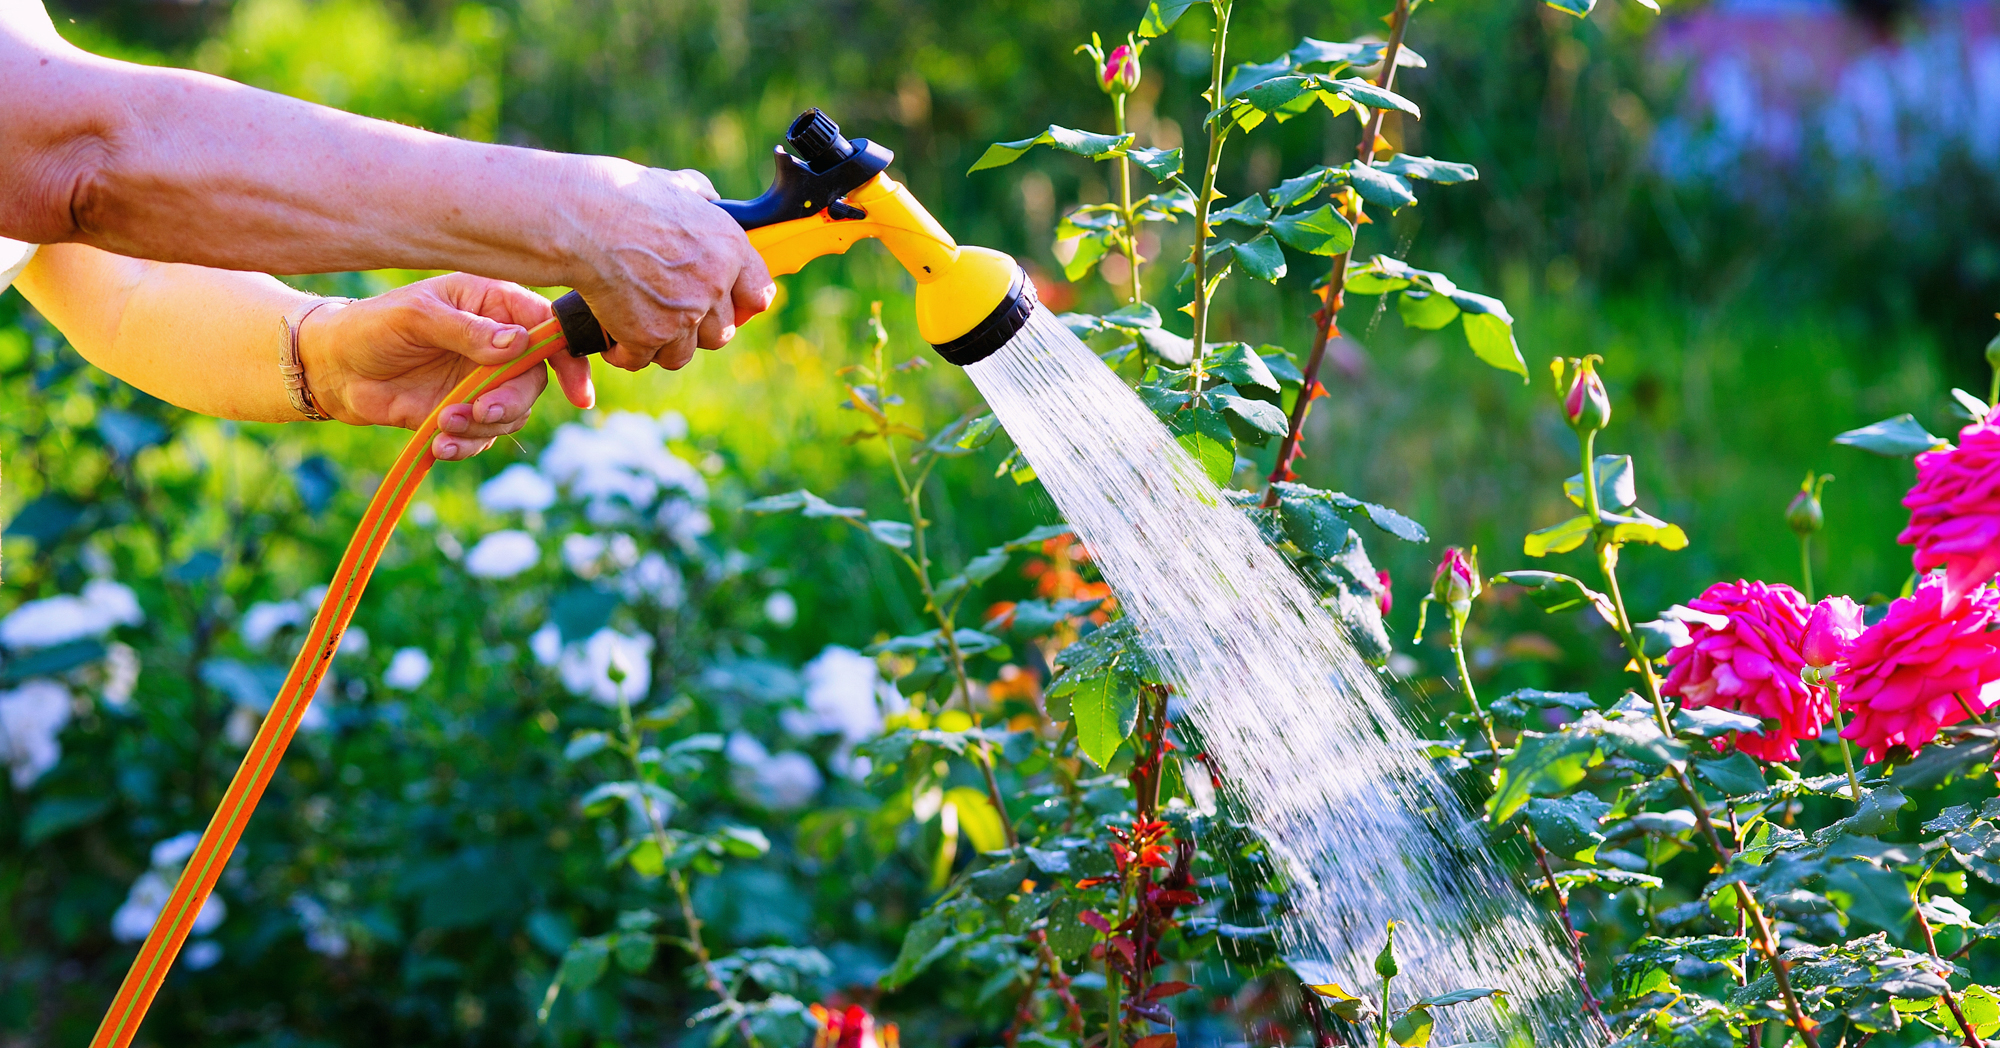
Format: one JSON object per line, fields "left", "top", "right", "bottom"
{"left": 300, "top": 273, "right": 595, "bottom": 461}
{"left": 562, "top": 161, "right": 776, "bottom": 373}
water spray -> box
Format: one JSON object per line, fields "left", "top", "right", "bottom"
{"left": 89, "top": 107, "right": 1035, "bottom": 1048}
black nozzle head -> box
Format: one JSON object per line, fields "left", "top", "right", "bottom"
{"left": 787, "top": 108, "right": 856, "bottom": 172}
{"left": 931, "top": 267, "right": 1038, "bottom": 367}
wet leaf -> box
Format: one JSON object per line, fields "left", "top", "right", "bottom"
{"left": 1206, "top": 342, "right": 1281, "bottom": 392}
{"left": 1524, "top": 794, "right": 1611, "bottom": 862}
{"left": 1233, "top": 234, "right": 1288, "bottom": 282}
{"left": 1068, "top": 670, "right": 1139, "bottom": 769}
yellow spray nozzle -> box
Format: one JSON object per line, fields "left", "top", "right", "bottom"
{"left": 553, "top": 108, "right": 1035, "bottom": 367}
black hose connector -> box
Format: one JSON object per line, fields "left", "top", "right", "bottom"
{"left": 929, "top": 267, "right": 1037, "bottom": 367}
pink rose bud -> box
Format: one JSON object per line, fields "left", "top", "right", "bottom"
{"left": 1376, "top": 569, "right": 1393, "bottom": 616}
{"left": 1431, "top": 547, "right": 1480, "bottom": 616}
{"left": 1800, "top": 595, "right": 1864, "bottom": 669}
{"left": 1562, "top": 357, "right": 1611, "bottom": 434}
{"left": 1102, "top": 44, "right": 1141, "bottom": 95}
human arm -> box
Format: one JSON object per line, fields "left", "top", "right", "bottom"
{"left": 13, "top": 243, "right": 594, "bottom": 460}
{"left": 0, "top": 0, "right": 772, "bottom": 372}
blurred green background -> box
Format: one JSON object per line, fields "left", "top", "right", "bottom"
{"left": 5, "top": 0, "right": 1997, "bottom": 1042}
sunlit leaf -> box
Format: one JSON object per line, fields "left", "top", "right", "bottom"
{"left": 1269, "top": 205, "right": 1355, "bottom": 256}
{"left": 970, "top": 126, "right": 1134, "bottom": 173}
{"left": 1523, "top": 514, "right": 1594, "bottom": 557}
{"left": 1834, "top": 413, "right": 1946, "bottom": 457}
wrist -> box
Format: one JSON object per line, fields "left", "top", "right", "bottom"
{"left": 289, "top": 297, "right": 354, "bottom": 422}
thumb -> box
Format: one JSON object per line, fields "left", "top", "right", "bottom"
{"left": 549, "top": 351, "right": 596, "bottom": 409}
{"left": 406, "top": 296, "right": 531, "bottom": 366}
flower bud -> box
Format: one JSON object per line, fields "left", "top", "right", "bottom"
{"left": 1986, "top": 328, "right": 2000, "bottom": 372}
{"left": 1431, "top": 547, "right": 1480, "bottom": 619}
{"left": 1800, "top": 595, "right": 1864, "bottom": 669}
{"left": 1102, "top": 43, "right": 1141, "bottom": 95}
{"left": 1786, "top": 471, "right": 1830, "bottom": 537}
{"left": 1561, "top": 357, "right": 1611, "bottom": 434}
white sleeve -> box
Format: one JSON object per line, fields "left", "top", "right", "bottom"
{"left": 0, "top": 238, "right": 38, "bottom": 291}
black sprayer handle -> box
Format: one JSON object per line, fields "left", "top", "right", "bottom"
{"left": 554, "top": 108, "right": 893, "bottom": 358}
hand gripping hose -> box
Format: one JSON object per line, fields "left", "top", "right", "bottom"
{"left": 91, "top": 108, "right": 1034, "bottom": 1048}
{"left": 88, "top": 321, "right": 571, "bottom": 1048}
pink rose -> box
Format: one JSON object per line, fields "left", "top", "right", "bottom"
{"left": 1898, "top": 421, "right": 2000, "bottom": 613}
{"left": 1431, "top": 547, "right": 1480, "bottom": 615}
{"left": 1838, "top": 576, "right": 2000, "bottom": 763}
{"left": 1662, "top": 580, "right": 1826, "bottom": 761}
{"left": 1102, "top": 44, "right": 1141, "bottom": 95}
{"left": 1800, "top": 595, "right": 1865, "bottom": 669}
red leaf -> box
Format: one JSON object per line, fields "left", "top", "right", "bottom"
{"left": 1146, "top": 981, "right": 1197, "bottom": 1002}
{"left": 1080, "top": 910, "right": 1112, "bottom": 934}
{"left": 1133, "top": 1034, "right": 1178, "bottom": 1048}
{"left": 1075, "top": 877, "right": 1115, "bottom": 890}
{"left": 1151, "top": 890, "right": 1201, "bottom": 907}
{"left": 1109, "top": 935, "right": 1138, "bottom": 966}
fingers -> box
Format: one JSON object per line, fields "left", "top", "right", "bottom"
{"left": 431, "top": 434, "right": 496, "bottom": 462}
{"left": 436, "top": 365, "right": 550, "bottom": 440}
{"left": 549, "top": 352, "right": 596, "bottom": 409}
{"left": 428, "top": 272, "right": 556, "bottom": 331}
{"left": 731, "top": 255, "right": 777, "bottom": 328}
{"left": 696, "top": 309, "right": 734, "bottom": 350}
{"left": 400, "top": 295, "right": 532, "bottom": 368}
{"left": 663, "top": 168, "right": 720, "bottom": 201}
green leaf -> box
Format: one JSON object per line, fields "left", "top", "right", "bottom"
{"left": 714, "top": 825, "right": 771, "bottom": 858}
{"left": 1543, "top": 0, "right": 1596, "bottom": 16}
{"left": 1396, "top": 289, "right": 1460, "bottom": 330}
{"left": 1331, "top": 77, "right": 1421, "bottom": 117}
{"left": 1834, "top": 414, "right": 1946, "bottom": 457}
{"left": 1138, "top": 0, "right": 1207, "bottom": 37}
{"left": 1061, "top": 231, "right": 1111, "bottom": 282}
{"left": 944, "top": 786, "right": 1009, "bottom": 853}
{"left": 881, "top": 904, "right": 960, "bottom": 990}
{"left": 866, "top": 520, "right": 914, "bottom": 549}
{"left": 1890, "top": 736, "right": 2000, "bottom": 791}
{"left": 564, "top": 730, "right": 612, "bottom": 761}
{"left": 1489, "top": 731, "right": 1602, "bottom": 823}
{"left": 1213, "top": 389, "right": 1290, "bottom": 446}
{"left": 1600, "top": 507, "right": 1690, "bottom": 551}
{"left": 1342, "top": 161, "right": 1417, "bottom": 211}
{"left": 558, "top": 937, "right": 611, "bottom": 991}
{"left": 1206, "top": 343, "right": 1281, "bottom": 392}
{"left": 1232, "top": 234, "right": 1287, "bottom": 282}
{"left": 865, "top": 629, "right": 1005, "bottom": 656}
{"left": 1376, "top": 922, "right": 1400, "bottom": 978}
{"left": 999, "top": 523, "right": 1080, "bottom": 552}
{"left": 1615, "top": 936, "right": 1749, "bottom": 997}
{"left": 1377, "top": 155, "right": 1478, "bottom": 184}
{"left": 1104, "top": 303, "right": 1164, "bottom": 331}
{"left": 613, "top": 933, "right": 657, "bottom": 973}
{"left": 1564, "top": 454, "right": 1638, "bottom": 512}
{"left": 745, "top": 489, "right": 865, "bottom": 519}
{"left": 1491, "top": 571, "right": 1610, "bottom": 619}
{"left": 1069, "top": 671, "right": 1139, "bottom": 769}
{"left": 24, "top": 795, "right": 113, "bottom": 846}
{"left": 970, "top": 126, "right": 1134, "bottom": 173}
{"left": 1523, "top": 794, "right": 1611, "bottom": 863}
{"left": 1127, "top": 146, "right": 1184, "bottom": 180}
{"left": 1693, "top": 752, "right": 1767, "bottom": 796}
{"left": 1390, "top": 1005, "right": 1434, "bottom": 1047}
{"left": 1415, "top": 988, "right": 1507, "bottom": 1008}
{"left": 1140, "top": 326, "right": 1194, "bottom": 367}
{"left": 1460, "top": 312, "right": 1527, "bottom": 379}
{"left": 1269, "top": 205, "right": 1354, "bottom": 256}
{"left": 1523, "top": 515, "right": 1594, "bottom": 557}
{"left": 1272, "top": 167, "right": 1333, "bottom": 209}
{"left": 1674, "top": 705, "right": 1764, "bottom": 739}
{"left": 1211, "top": 194, "right": 1276, "bottom": 227}
{"left": 956, "top": 414, "right": 1003, "bottom": 451}
{"left": 1824, "top": 862, "right": 1915, "bottom": 935}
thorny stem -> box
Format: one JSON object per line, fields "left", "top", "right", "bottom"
{"left": 1113, "top": 93, "right": 1145, "bottom": 310}
{"left": 1525, "top": 825, "right": 1613, "bottom": 1040}
{"left": 613, "top": 686, "right": 762, "bottom": 1048}
{"left": 1032, "top": 929, "right": 1087, "bottom": 1035}
{"left": 1828, "top": 689, "right": 1863, "bottom": 803}
{"left": 1915, "top": 858, "right": 1986, "bottom": 1048}
{"left": 1187, "top": 0, "right": 1233, "bottom": 384}
{"left": 1449, "top": 617, "right": 1502, "bottom": 759}
{"left": 1264, "top": 0, "right": 1412, "bottom": 498}
{"left": 1584, "top": 447, "right": 1820, "bottom": 1048}
{"left": 873, "top": 327, "right": 1021, "bottom": 849}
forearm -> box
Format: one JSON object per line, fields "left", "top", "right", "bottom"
{"left": 3, "top": 23, "right": 606, "bottom": 284}
{"left": 16, "top": 243, "right": 309, "bottom": 422}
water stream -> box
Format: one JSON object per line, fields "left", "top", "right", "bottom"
{"left": 966, "top": 308, "right": 1589, "bottom": 1046}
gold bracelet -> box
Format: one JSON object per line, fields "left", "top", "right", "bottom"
{"left": 279, "top": 297, "right": 349, "bottom": 421}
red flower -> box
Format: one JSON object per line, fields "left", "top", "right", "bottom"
{"left": 1838, "top": 576, "right": 2000, "bottom": 763}
{"left": 1899, "top": 421, "right": 2000, "bottom": 613}
{"left": 1661, "top": 580, "right": 1827, "bottom": 761}
{"left": 1102, "top": 44, "right": 1141, "bottom": 95}
{"left": 1800, "top": 595, "right": 1865, "bottom": 670}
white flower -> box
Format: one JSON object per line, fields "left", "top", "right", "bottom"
{"left": 383, "top": 648, "right": 432, "bottom": 691}
{"left": 464, "top": 530, "right": 540, "bottom": 579}
{"left": 112, "top": 836, "right": 226, "bottom": 943}
{"left": 623, "top": 552, "right": 685, "bottom": 608}
{"left": 539, "top": 412, "right": 708, "bottom": 526}
{"left": 725, "top": 732, "right": 822, "bottom": 810}
{"left": 0, "top": 579, "right": 144, "bottom": 649}
{"left": 763, "top": 592, "right": 798, "bottom": 629}
{"left": 181, "top": 940, "right": 223, "bottom": 970}
{"left": 478, "top": 463, "right": 557, "bottom": 513}
{"left": 291, "top": 894, "right": 350, "bottom": 958}
{"left": 338, "top": 626, "right": 369, "bottom": 659}
{"left": 557, "top": 628, "right": 653, "bottom": 705}
{"left": 101, "top": 642, "right": 140, "bottom": 707}
{"left": 530, "top": 622, "right": 562, "bottom": 667}
{"left": 561, "top": 533, "right": 607, "bottom": 577}
{"left": 239, "top": 600, "right": 306, "bottom": 649}
{"left": 789, "top": 646, "right": 901, "bottom": 748}
{"left": 0, "top": 680, "right": 72, "bottom": 788}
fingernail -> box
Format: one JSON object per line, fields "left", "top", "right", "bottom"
{"left": 484, "top": 403, "right": 504, "bottom": 423}
{"left": 493, "top": 326, "right": 521, "bottom": 349}
{"left": 438, "top": 441, "right": 458, "bottom": 459}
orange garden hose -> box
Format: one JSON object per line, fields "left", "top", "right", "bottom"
{"left": 88, "top": 318, "right": 572, "bottom": 1048}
